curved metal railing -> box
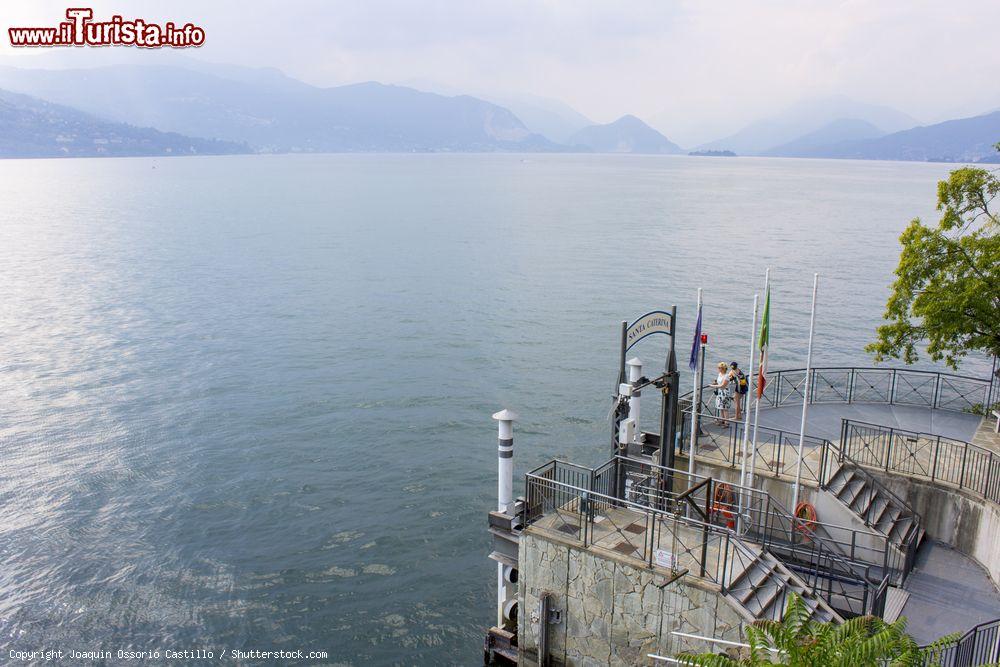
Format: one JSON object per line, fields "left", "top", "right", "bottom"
{"left": 921, "top": 617, "right": 1000, "bottom": 666}
{"left": 842, "top": 419, "right": 1000, "bottom": 506}
{"left": 684, "top": 366, "right": 997, "bottom": 416}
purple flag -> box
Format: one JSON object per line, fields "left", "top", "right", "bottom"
{"left": 689, "top": 303, "right": 702, "bottom": 371}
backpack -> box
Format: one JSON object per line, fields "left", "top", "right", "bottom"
{"left": 733, "top": 369, "right": 749, "bottom": 394}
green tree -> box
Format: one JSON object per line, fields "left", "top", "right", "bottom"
{"left": 676, "top": 592, "right": 954, "bottom": 666}
{"left": 866, "top": 146, "right": 1000, "bottom": 370}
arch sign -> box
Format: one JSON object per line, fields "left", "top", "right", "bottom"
{"left": 625, "top": 310, "right": 674, "bottom": 351}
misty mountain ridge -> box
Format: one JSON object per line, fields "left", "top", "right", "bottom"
{"left": 696, "top": 95, "right": 919, "bottom": 155}
{"left": 0, "top": 61, "right": 997, "bottom": 162}
{"left": 568, "top": 115, "right": 683, "bottom": 154}
{"left": 784, "top": 110, "right": 1000, "bottom": 163}
{"left": 765, "top": 118, "right": 885, "bottom": 156}
{"left": 480, "top": 93, "right": 594, "bottom": 144}
{"left": 0, "top": 64, "right": 561, "bottom": 153}
{"left": 393, "top": 78, "right": 595, "bottom": 144}
{"left": 0, "top": 87, "right": 247, "bottom": 158}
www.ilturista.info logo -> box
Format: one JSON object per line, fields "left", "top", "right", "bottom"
{"left": 8, "top": 8, "right": 205, "bottom": 48}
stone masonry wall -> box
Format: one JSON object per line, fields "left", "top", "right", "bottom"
{"left": 517, "top": 529, "right": 746, "bottom": 666}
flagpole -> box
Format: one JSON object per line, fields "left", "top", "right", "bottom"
{"left": 749, "top": 268, "right": 770, "bottom": 489}
{"left": 688, "top": 288, "right": 702, "bottom": 488}
{"left": 791, "top": 273, "right": 819, "bottom": 516}
{"left": 737, "top": 293, "right": 760, "bottom": 531}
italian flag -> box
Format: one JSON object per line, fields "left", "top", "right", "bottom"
{"left": 757, "top": 285, "right": 770, "bottom": 398}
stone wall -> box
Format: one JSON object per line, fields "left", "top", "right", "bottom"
{"left": 517, "top": 529, "right": 746, "bottom": 666}
{"left": 868, "top": 471, "right": 1000, "bottom": 589}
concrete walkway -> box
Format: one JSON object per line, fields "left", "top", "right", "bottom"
{"left": 755, "top": 403, "right": 981, "bottom": 442}
{"left": 971, "top": 414, "right": 1000, "bottom": 453}
{"left": 901, "top": 540, "right": 1000, "bottom": 644}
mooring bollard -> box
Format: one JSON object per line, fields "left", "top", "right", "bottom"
{"left": 493, "top": 408, "right": 518, "bottom": 629}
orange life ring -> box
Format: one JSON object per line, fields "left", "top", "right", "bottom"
{"left": 713, "top": 483, "right": 735, "bottom": 507}
{"left": 711, "top": 483, "right": 736, "bottom": 529}
{"left": 794, "top": 501, "right": 818, "bottom": 541}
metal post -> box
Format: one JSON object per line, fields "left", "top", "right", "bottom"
{"left": 988, "top": 355, "right": 998, "bottom": 409}
{"left": 885, "top": 429, "right": 893, "bottom": 472}
{"left": 662, "top": 305, "right": 679, "bottom": 473}
{"left": 618, "top": 320, "right": 628, "bottom": 388}
{"left": 960, "top": 444, "right": 968, "bottom": 489}
{"left": 688, "top": 343, "right": 704, "bottom": 486}
{"left": 738, "top": 293, "right": 760, "bottom": 533}
{"left": 493, "top": 409, "right": 518, "bottom": 628}
{"left": 689, "top": 289, "right": 703, "bottom": 491}
{"left": 700, "top": 478, "right": 711, "bottom": 578}
{"left": 749, "top": 269, "right": 770, "bottom": 489}
{"left": 932, "top": 437, "right": 940, "bottom": 482}
{"left": 627, "top": 357, "right": 643, "bottom": 438}
{"left": 658, "top": 383, "right": 670, "bottom": 504}
{"left": 791, "top": 273, "right": 819, "bottom": 517}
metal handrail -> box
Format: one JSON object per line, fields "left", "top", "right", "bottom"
{"left": 842, "top": 420, "right": 1000, "bottom": 506}
{"left": 677, "top": 407, "right": 923, "bottom": 582}
{"left": 681, "top": 366, "right": 996, "bottom": 416}
{"left": 525, "top": 459, "right": 883, "bottom": 617}
{"left": 921, "top": 617, "right": 1000, "bottom": 666}
{"left": 614, "top": 456, "right": 892, "bottom": 590}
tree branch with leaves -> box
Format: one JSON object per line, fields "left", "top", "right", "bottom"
{"left": 866, "top": 146, "right": 1000, "bottom": 372}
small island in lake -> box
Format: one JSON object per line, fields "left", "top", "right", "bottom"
{"left": 688, "top": 149, "right": 737, "bottom": 156}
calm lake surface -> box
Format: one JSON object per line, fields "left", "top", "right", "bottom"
{"left": 0, "top": 154, "right": 990, "bottom": 665}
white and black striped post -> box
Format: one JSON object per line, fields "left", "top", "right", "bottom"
{"left": 493, "top": 408, "right": 518, "bottom": 628}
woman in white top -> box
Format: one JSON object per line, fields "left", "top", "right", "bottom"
{"left": 710, "top": 362, "right": 733, "bottom": 426}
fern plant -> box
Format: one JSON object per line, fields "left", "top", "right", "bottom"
{"left": 677, "top": 592, "right": 957, "bottom": 666}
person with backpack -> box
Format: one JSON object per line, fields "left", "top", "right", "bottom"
{"left": 729, "top": 361, "right": 749, "bottom": 421}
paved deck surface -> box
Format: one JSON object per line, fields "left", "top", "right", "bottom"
{"left": 755, "top": 403, "right": 981, "bottom": 442}
{"left": 901, "top": 540, "right": 1000, "bottom": 644}
{"left": 971, "top": 415, "right": 1000, "bottom": 453}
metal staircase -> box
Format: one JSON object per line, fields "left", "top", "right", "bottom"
{"left": 723, "top": 540, "right": 842, "bottom": 623}
{"left": 823, "top": 463, "right": 923, "bottom": 550}
{"left": 618, "top": 455, "right": 887, "bottom": 618}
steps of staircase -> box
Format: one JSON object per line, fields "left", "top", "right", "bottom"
{"left": 882, "top": 586, "right": 910, "bottom": 623}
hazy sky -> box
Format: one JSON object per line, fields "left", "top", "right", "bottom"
{"left": 4, "top": 1, "right": 1000, "bottom": 144}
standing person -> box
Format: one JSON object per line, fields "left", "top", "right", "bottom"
{"left": 710, "top": 362, "right": 733, "bottom": 426}
{"left": 729, "top": 361, "right": 749, "bottom": 421}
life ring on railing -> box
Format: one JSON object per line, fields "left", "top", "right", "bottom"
{"left": 794, "top": 502, "right": 818, "bottom": 541}
{"left": 711, "top": 483, "right": 736, "bottom": 529}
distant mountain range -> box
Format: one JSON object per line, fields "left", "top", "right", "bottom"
{"left": 480, "top": 92, "right": 594, "bottom": 144}
{"left": 0, "top": 62, "right": 997, "bottom": 162}
{"left": 568, "top": 115, "right": 683, "bottom": 154}
{"left": 694, "top": 95, "right": 919, "bottom": 155}
{"left": 0, "top": 65, "right": 559, "bottom": 153}
{"left": 0, "top": 87, "right": 246, "bottom": 158}
{"left": 764, "top": 118, "right": 885, "bottom": 157}
{"left": 779, "top": 111, "right": 1000, "bottom": 163}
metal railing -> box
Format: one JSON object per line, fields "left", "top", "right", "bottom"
{"left": 842, "top": 420, "right": 1000, "bottom": 506}
{"left": 616, "top": 457, "right": 898, "bottom": 615}
{"left": 677, "top": 409, "right": 923, "bottom": 582}
{"left": 525, "top": 458, "right": 889, "bottom": 617}
{"left": 921, "top": 618, "right": 1000, "bottom": 667}
{"left": 685, "top": 366, "right": 997, "bottom": 416}
{"left": 678, "top": 410, "right": 829, "bottom": 482}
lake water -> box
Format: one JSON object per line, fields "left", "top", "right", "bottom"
{"left": 0, "top": 154, "right": 990, "bottom": 665}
